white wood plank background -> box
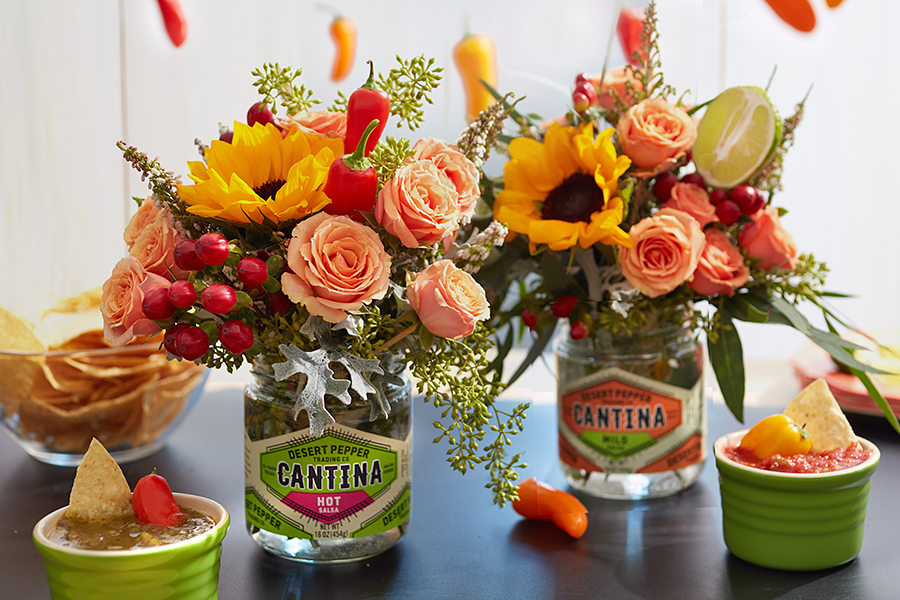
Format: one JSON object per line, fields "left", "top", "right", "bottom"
{"left": 2, "top": 0, "right": 897, "bottom": 359}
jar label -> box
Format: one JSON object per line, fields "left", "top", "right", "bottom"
{"left": 558, "top": 366, "right": 705, "bottom": 474}
{"left": 244, "top": 424, "right": 411, "bottom": 540}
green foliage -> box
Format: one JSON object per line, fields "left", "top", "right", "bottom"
{"left": 327, "top": 90, "right": 348, "bottom": 113}
{"left": 376, "top": 55, "right": 443, "bottom": 131}
{"left": 251, "top": 62, "right": 319, "bottom": 116}
{"left": 368, "top": 136, "right": 416, "bottom": 183}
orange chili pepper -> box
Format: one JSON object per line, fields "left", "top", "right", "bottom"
{"left": 330, "top": 16, "right": 356, "bottom": 82}
{"left": 452, "top": 32, "right": 498, "bottom": 122}
{"left": 826, "top": 0, "right": 844, "bottom": 7}
{"left": 512, "top": 478, "right": 588, "bottom": 538}
{"left": 762, "top": 0, "right": 816, "bottom": 32}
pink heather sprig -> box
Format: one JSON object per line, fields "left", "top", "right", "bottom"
{"left": 446, "top": 221, "right": 508, "bottom": 274}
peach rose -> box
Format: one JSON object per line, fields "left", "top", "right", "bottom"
{"left": 618, "top": 208, "right": 705, "bottom": 298}
{"left": 123, "top": 198, "right": 159, "bottom": 247}
{"left": 413, "top": 138, "right": 480, "bottom": 220}
{"left": 407, "top": 260, "right": 490, "bottom": 340}
{"left": 282, "top": 110, "right": 347, "bottom": 139}
{"left": 375, "top": 160, "right": 461, "bottom": 248}
{"left": 594, "top": 65, "right": 641, "bottom": 110}
{"left": 617, "top": 98, "right": 695, "bottom": 170}
{"left": 738, "top": 206, "right": 799, "bottom": 272}
{"left": 129, "top": 216, "right": 189, "bottom": 281}
{"left": 281, "top": 212, "right": 391, "bottom": 323}
{"left": 100, "top": 257, "right": 169, "bottom": 346}
{"left": 690, "top": 229, "right": 749, "bottom": 297}
{"left": 662, "top": 182, "right": 718, "bottom": 228}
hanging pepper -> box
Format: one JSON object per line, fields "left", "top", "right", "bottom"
{"left": 329, "top": 16, "right": 357, "bottom": 82}
{"left": 323, "top": 119, "right": 380, "bottom": 221}
{"left": 616, "top": 7, "right": 646, "bottom": 66}
{"left": 132, "top": 471, "right": 186, "bottom": 527}
{"left": 156, "top": 0, "right": 188, "bottom": 47}
{"left": 762, "top": 0, "right": 816, "bottom": 32}
{"left": 343, "top": 61, "right": 390, "bottom": 156}
{"left": 739, "top": 414, "right": 814, "bottom": 459}
{"left": 452, "top": 33, "right": 498, "bottom": 122}
{"left": 512, "top": 477, "right": 589, "bottom": 539}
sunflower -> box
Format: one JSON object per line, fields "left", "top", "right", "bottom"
{"left": 178, "top": 121, "right": 343, "bottom": 225}
{"left": 493, "top": 122, "right": 634, "bottom": 252}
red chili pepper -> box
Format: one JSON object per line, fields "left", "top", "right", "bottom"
{"left": 616, "top": 7, "right": 646, "bottom": 66}
{"left": 343, "top": 61, "right": 390, "bottom": 156}
{"left": 323, "top": 119, "right": 380, "bottom": 221}
{"left": 156, "top": 0, "right": 188, "bottom": 47}
{"left": 512, "top": 477, "right": 589, "bottom": 538}
{"left": 132, "top": 471, "right": 186, "bottom": 526}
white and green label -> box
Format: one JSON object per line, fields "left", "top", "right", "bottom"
{"left": 245, "top": 424, "right": 411, "bottom": 540}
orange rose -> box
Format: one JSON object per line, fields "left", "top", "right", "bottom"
{"left": 738, "top": 206, "right": 799, "bottom": 272}
{"left": 123, "top": 198, "right": 159, "bottom": 247}
{"left": 618, "top": 208, "right": 705, "bottom": 298}
{"left": 129, "top": 216, "right": 188, "bottom": 281}
{"left": 662, "top": 182, "right": 718, "bottom": 228}
{"left": 413, "top": 138, "right": 480, "bottom": 220}
{"left": 281, "top": 110, "right": 347, "bottom": 139}
{"left": 593, "top": 65, "right": 641, "bottom": 110}
{"left": 374, "top": 160, "right": 461, "bottom": 248}
{"left": 617, "top": 98, "right": 695, "bottom": 170}
{"left": 690, "top": 229, "right": 749, "bottom": 297}
{"left": 100, "top": 257, "right": 168, "bottom": 346}
{"left": 407, "top": 260, "right": 490, "bottom": 340}
{"left": 281, "top": 212, "right": 391, "bottom": 323}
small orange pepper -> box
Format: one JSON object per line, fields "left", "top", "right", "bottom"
{"left": 330, "top": 16, "right": 356, "bottom": 82}
{"left": 739, "top": 414, "right": 813, "bottom": 459}
{"left": 452, "top": 32, "right": 498, "bottom": 122}
{"left": 512, "top": 478, "right": 588, "bottom": 538}
{"left": 762, "top": 0, "right": 816, "bottom": 32}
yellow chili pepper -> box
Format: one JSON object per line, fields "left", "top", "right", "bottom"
{"left": 330, "top": 16, "right": 356, "bottom": 82}
{"left": 739, "top": 414, "right": 813, "bottom": 459}
{"left": 453, "top": 33, "right": 498, "bottom": 122}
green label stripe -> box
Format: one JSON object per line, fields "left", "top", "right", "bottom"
{"left": 352, "top": 485, "right": 411, "bottom": 538}
{"left": 579, "top": 431, "right": 657, "bottom": 460}
{"left": 245, "top": 487, "right": 312, "bottom": 540}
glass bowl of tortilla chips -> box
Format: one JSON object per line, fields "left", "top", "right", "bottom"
{"left": 0, "top": 291, "right": 208, "bottom": 466}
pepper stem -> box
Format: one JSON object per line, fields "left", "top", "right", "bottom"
{"left": 362, "top": 60, "right": 377, "bottom": 90}
{"left": 343, "top": 119, "right": 379, "bottom": 171}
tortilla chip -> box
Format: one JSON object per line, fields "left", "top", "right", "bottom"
{"left": 783, "top": 378, "right": 857, "bottom": 453}
{"left": 0, "top": 307, "right": 46, "bottom": 416}
{"left": 65, "top": 439, "right": 133, "bottom": 522}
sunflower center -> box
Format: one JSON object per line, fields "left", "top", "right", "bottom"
{"left": 254, "top": 179, "right": 286, "bottom": 201}
{"left": 541, "top": 173, "right": 604, "bottom": 223}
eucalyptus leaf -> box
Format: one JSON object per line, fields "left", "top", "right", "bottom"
{"left": 848, "top": 368, "right": 900, "bottom": 434}
{"left": 709, "top": 309, "right": 745, "bottom": 423}
{"left": 506, "top": 323, "right": 557, "bottom": 387}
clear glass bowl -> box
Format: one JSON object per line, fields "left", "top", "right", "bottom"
{"left": 0, "top": 343, "right": 207, "bottom": 466}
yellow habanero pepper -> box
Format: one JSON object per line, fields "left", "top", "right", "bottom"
{"left": 739, "top": 414, "right": 813, "bottom": 459}
{"left": 453, "top": 32, "right": 498, "bottom": 122}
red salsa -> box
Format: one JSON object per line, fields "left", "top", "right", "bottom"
{"left": 724, "top": 443, "right": 872, "bottom": 473}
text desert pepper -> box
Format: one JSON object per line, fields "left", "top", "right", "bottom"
{"left": 512, "top": 477, "right": 588, "bottom": 538}
{"left": 452, "top": 32, "right": 498, "bottom": 122}
{"left": 344, "top": 61, "right": 390, "bottom": 156}
{"left": 132, "top": 471, "right": 186, "bottom": 527}
{"left": 330, "top": 16, "right": 356, "bottom": 82}
{"left": 323, "top": 119, "right": 380, "bottom": 221}
{"left": 739, "top": 414, "right": 813, "bottom": 460}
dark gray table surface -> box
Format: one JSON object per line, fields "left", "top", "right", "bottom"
{"left": 2, "top": 382, "right": 899, "bottom": 600}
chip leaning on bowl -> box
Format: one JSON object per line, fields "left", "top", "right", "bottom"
{"left": 715, "top": 379, "right": 881, "bottom": 570}
{"left": 0, "top": 290, "right": 207, "bottom": 463}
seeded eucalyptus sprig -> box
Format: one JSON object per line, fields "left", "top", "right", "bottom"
{"left": 377, "top": 55, "right": 443, "bottom": 131}
{"left": 251, "top": 62, "right": 320, "bottom": 116}
{"left": 368, "top": 136, "right": 416, "bottom": 183}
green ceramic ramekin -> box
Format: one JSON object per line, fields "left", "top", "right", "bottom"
{"left": 33, "top": 493, "right": 230, "bottom": 600}
{"left": 715, "top": 430, "right": 880, "bottom": 571}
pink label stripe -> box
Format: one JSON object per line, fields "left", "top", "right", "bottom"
{"left": 281, "top": 491, "right": 374, "bottom": 524}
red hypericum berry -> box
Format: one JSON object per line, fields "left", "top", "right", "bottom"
{"left": 236, "top": 257, "right": 269, "bottom": 288}
{"left": 219, "top": 320, "right": 254, "bottom": 354}
{"left": 173, "top": 240, "right": 206, "bottom": 272}
{"left": 175, "top": 326, "right": 210, "bottom": 361}
{"left": 521, "top": 308, "right": 538, "bottom": 331}
{"left": 163, "top": 322, "right": 192, "bottom": 356}
{"left": 142, "top": 287, "right": 175, "bottom": 321}
{"left": 195, "top": 233, "right": 230, "bottom": 266}
{"left": 201, "top": 284, "right": 237, "bottom": 314}
{"left": 716, "top": 200, "right": 742, "bottom": 226}
{"left": 652, "top": 172, "right": 678, "bottom": 201}
{"left": 218, "top": 130, "right": 234, "bottom": 144}
{"left": 167, "top": 280, "right": 198, "bottom": 309}
{"left": 570, "top": 321, "right": 588, "bottom": 340}
{"left": 744, "top": 191, "right": 765, "bottom": 215}
{"left": 573, "top": 81, "right": 597, "bottom": 106}
{"left": 680, "top": 172, "right": 706, "bottom": 188}
{"left": 574, "top": 71, "right": 593, "bottom": 85}
{"left": 572, "top": 91, "right": 590, "bottom": 114}
{"left": 551, "top": 295, "right": 578, "bottom": 319}
{"left": 709, "top": 188, "right": 730, "bottom": 206}
{"left": 267, "top": 291, "right": 293, "bottom": 315}
{"left": 732, "top": 185, "right": 764, "bottom": 215}
{"left": 247, "top": 101, "right": 275, "bottom": 127}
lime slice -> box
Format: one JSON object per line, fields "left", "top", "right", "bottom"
{"left": 692, "top": 86, "right": 782, "bottom": 189}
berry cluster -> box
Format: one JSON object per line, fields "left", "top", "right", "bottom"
{"left": 572, "top": 72, "right": 598, "bottom": 114}
{"left": 652, "top": 171, "right": 765, "bottom": 226}
{"left": 522, "top": 295, "right": 588, "bottom": 340}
